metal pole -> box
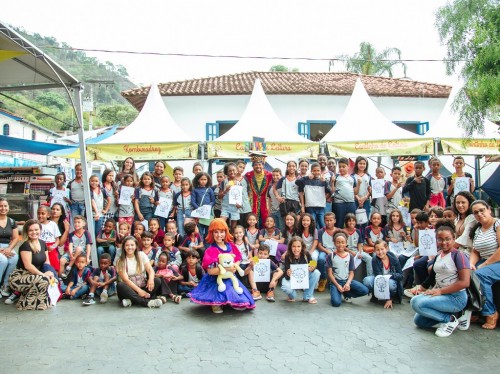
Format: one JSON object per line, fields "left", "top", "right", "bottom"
{"left": 74, "top": 84, "right": 98, "bottom": 267}
{"left": 433, "top": 138, "right": 439, "bottom": 156}
{"left": 475, "top": 155, "right": 482, "bottom": 200}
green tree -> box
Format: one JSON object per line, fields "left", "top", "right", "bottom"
{"left": 97, "top": 104, "right": 138, "bottom": 126}
{"left": 331, "top": 41, "right": 408, "bottom": 78}
{"left": 269, "top": 65, "right": 299, "bottom": 72}
{"left": 436, "top": 0, "right": 500, "bottom": 135}
{"left": 35, "top": 92, "right": 69, "bottom": 111}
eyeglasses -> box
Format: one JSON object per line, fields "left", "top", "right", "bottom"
{"left": 472, "top": 207, "right": 487, "bottom": 215}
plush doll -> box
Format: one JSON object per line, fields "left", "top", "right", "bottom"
{"left": 217, "top": 253, "right": 244, "bottom": 294}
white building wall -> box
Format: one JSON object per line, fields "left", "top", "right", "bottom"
{"left": 163, "top": 94, "right": 447, "bottom": 141}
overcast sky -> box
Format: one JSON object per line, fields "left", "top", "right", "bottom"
{"left": 2, "top": 0, "right": 457, "bottom": 86}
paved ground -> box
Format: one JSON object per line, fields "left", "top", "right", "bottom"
{"left": 0, "top": 288, "right": 498, "bottom": 374}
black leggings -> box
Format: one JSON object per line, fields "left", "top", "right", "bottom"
{"left": 117, "top": 278, "right": 162, "bottom": 307}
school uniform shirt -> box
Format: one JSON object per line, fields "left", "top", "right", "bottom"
{"left": 259, "top": 228, "right": 283, "bottom": 241}
{"left": 142, "top": 248, "right": 157, "bottom": 263}
{"left": 354, "top": 173, "right": 372, "bottom": 201}
{"left": 180, "top": 234, "right": 202, "bottom": 251}
{"left": 276, "top": 177, "right": 300, "bottom": 202}
{"left": 301, "top": 229, "right": 318, "bottom": 252}
{"left": 235, "top": 242, "right": 251, "bottom": 265}
{"left": 39, "top": 221, "right": 61, "bottom": 244}
{"left": 385, "top": 182, "right": 403, "bottom": 214}
{"left": 318, "top": 228, "right": 337, "bottom": 251}
{"left": 346, "top": 228, "right": 364, "bottom": 251}
{"left": 118, "top": 189, "right": 135, "bottom": 217}
{"left": 333, "top": 175, "right": 356, "bottom": 203}
{"left": 68, "top": 230, "right": 93, "bottom": 253}
{"left": 90, "top": 187, "right": 109, "bottom": 217}
{"left": 67, "top": 179, "right": 85, "bottom": 203}
{"left": 245, "top": 228, "right": 259, "bottom": 247}
{"left": 326, "top": 252, "right": 354, "bottom": 281}
{"left": 296, "top": 177, "right": 331, "bottom": 208}
{"left": 103, "top": 185, "right": 118, "bottom": 215}
{"left": 181, "top": 264, "right": 204, "bottom": 284}
{"left": 384, "top": 225, "right": 408, "bottom": 243}
{"left": 69, "top": 267, "right": 92, "bottom": 287}
{"left": 235, "top": 176, "right": 252, "bottom": 214}
{"left": 92, "top": 266, "right": 117, "bottom": 282}
{"left": 364, "top": 225, "right": 385, "bottom": 244}
{"left": 154, "top": 247, "right": 182, "bottom": 267}
{"left": 426, "top": 249, "right": 470, "bottom": 291}
{"left": 173, "top": 192, "right": 192, "bottom": 212}
{"left": 267, "top": 184, "right": 281, "bottom": 213}
{"left": 372, "top": 180, "right": 389, "bottom": 216}
{"left": 97, "top": 229, "right": 116, "bottom": 247}
{"left": 212, "top": 184, "right": 222, "bottom": 211}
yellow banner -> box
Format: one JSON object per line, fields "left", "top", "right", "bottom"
{"left": 440, "top": 138, "right": 500, "bottom": 155}
{"left": 207, "top": 141, "right": 319, "bottom": 159}
{"left": 0, "top": 50, "right": 27, "bottom": 63}
{"left": 327, "top": 139, "right": 434, "bottom": 157}
{"left": 87, "top": 143, "right": 199, "bottom": 161}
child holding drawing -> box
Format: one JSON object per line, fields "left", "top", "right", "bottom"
{"left": 191, "top": 172, "right": 215, "bottom": 239}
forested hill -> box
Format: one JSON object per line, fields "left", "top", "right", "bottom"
{"left": 0, "top": 27, "right": 138, "bottom": 132}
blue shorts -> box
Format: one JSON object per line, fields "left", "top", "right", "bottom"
{"left": 221, "top": 203, "right": 240, "bottom": 221}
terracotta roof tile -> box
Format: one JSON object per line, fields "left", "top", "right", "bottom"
{"left": 122, "top": 71, "right": 451, "bottom": 111}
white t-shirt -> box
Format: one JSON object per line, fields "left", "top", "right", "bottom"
{"left": 40, "top": 221, "right": 61, "bottom": 244}
{"left": 434, "top": 252, "right": 459, "bottom": 289}
{"left": 125, "top": 251, "right": 149, "bottom": 276}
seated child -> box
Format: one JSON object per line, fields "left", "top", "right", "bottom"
{"left": 443, "top": 206, "right": 456, "bottom": 221}
{"left": 154, "top": 252, "right": 182, "bottom": 304}
{"left": 133, "top": 221, "right": 145, "bottom": 249}
{"left": 317, "top": 212, "right": 340, "bottom": 293}
{"left": 326, "top": 232, "right": 369, "bottom": 307}
{"left": 83, "top": 253, "right": 117, "bottom": 305}
{"left": 364, "top": 212, "right": 386, "bottom": 253}
{"left": 269, "top": 236, "right": 320, "bottom": 304}
{"left": 189, "top": 218, "right": 255, "bottom": 314}
{"left": 61, "top": 215, "right": 92, "bottom": 279}
{"left": 178, "top": 250, "right": 204, "bottom": 296}
{"left": 362, "top": 240, "right": 403, "bottom": 309}
{"left": 155, "top": 232, "right": 182, "bottom": 273}
{"left": 61, "top": 255, "right": 91, "bottom": 300}
{"left": 258, "top": 216, "right": 287, "bottom": 264}
{"left": 149, "top": 218, "right": 165, "bottom": 250}
{"left": 114, "top": 221, "right": 130, "bottom": 267}
{"left": 141, "top": 231, "right": 157, "bottom": 266}
{"left": 343, "top": 213, "right": 373, "bottom": 276}
{"left": 179, "top": 221, "right": 205, "bottom": 259}
{"left": 96, "top": 218, "right": 117, "bottom": 262}
{"left": 233, "top": 225, "right": 252, "bottom": 289}
{"left": 248, "top": 244, "right": 279, "bottom": 302}
{"left": 165, "top": 220, "right": 182, "bottom": 248}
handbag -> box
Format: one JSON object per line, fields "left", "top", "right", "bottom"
{"left": 355, "top": 208, "right": 368, "bottom": 225}
{"left": 466, "top": 270, "right": 485, "bottom": 312}
{"left": 129, "top": 273, "right": 147, "bottom": 288}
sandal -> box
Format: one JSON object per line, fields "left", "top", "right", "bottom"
{"left": 173, "top": 295, "right": 182, "bottom": 304}
{"left": 287, "top": 298, "right": 295, "bottom": 302}
{"left": 482, "top": 311, "right": 498, "bottom": 330}
{"left": 307, "top": 298, "right": 317, "bottom": 304}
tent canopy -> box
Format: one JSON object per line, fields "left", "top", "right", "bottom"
{"left": 321, "top": 79, "right": 432, "bottom": 157}
{"left": 0, "top": 20, "right": 79, "bottom": 91}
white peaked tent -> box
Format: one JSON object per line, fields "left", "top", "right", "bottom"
{"left": 425, "top": 85, "right": 499, "bottom": 155}
{"left": 87, "top": 83, "right": 198, "bottom": 160}
{"left": 207, "top": 79, "right": 318, "bottom": 159}
{"left": 321, "top": 78, "right": 432, "bottom": 157}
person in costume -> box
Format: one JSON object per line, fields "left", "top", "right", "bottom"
{"left": 189, "top": 218, "right": 255, "bottom": 313}
{"left": 245, "top": 152, "right": 273, "bottom": 228}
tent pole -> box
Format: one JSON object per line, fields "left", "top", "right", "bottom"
{"left": 475, "top": 155, "right": 482, "bottom": 200}
{"left": 433, "top": 138, "right": 439, "bottom": 156}
{"left": 200, "top": 142, "right": 205, "bottom": 162}
{"left": 74, "top": 84, "right": 98, "bottom": 267}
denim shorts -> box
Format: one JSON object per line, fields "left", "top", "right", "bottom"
{"left": 221, "top": 203, "right": 240, "bottom": 221}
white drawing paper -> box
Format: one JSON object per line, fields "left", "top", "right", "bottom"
{"left": 253, "top": 259, "right": 271, "bottom": 283}
{"left": 371, "top": 179, "right": 386, "bottom": 199}
{"left": 290, "top": 264, "right": 309, "bottom": 290}
{"left": 141, "top": 220, "right": 149, "bottom": 231}
{"left": 48, "top": 282, "right": 61, "bottom": 306}
{"left": 454, "top": 177, "right": 470, "bottom": 195}
{"left": 50, "top": 189, "right": 66, "bottom": 206}
{"left": 418, "top": 229, "right": 437, "bottom": 256}
{"left": 399, "top": 206, "right": 411, "bottom": 228}
{"left": 402, "top": 256, "right": 415, "bottom": 271}
{"left": 191, "top": 204, "right": 212, "bottom": 219}
{"left": 228, "top": 185, "right": 243, "bottom": 205}
{"left": 264, "top": 239, "right": 278, "bottom": 257}
{"left": 353, "top": 256, "right": 362, "bottom": 269}
{"left": 374, "top": 275, "right": 392, "bottom": 300}
{"left": 119, "top": 186, "right": 135, "bottom": 205}
{"left": 154, "top": 197, "right": 172, "bottom": 219}
{"left": 401, "top": 245, "right": 418, "bottom": 258}
{"left": 389, "top": 241, "right": 405, "bottom": 256}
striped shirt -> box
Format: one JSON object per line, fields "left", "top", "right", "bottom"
{"left": 473, "top": 219, "right": 500, "bottom": 260}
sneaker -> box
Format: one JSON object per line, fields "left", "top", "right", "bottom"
{"left": 435, "top": 315, "right": 459, "bottom": 337}
{"left": 157, "top": 296, "right": 167, "bottom": 304}
{"left": 5, "top": 293, "right": 19, "bottom": 305}
{"left": 1, "top": 285, "right": 10, "bottom": 297}
{"left": 61, "top": 267, "right": 71, "bottom": 279}
{"left": 404, "top": 286, "right": 421, "bottom": 299}
{"left": 122, "top": 299, "right": 132, "bottom": 308}
{"left": 211, "top": 305, "right": 223, "bottom": 314}
{"left": 147, "top": 299, "right": 162, "bottom": 308}
{"left": 100, "top": 291, "right": 109, "bottom": 304}
{"left": 317, "top": 279, "right": 327, "bottom": 293}
{"left": 343, "top": 296, "right": 352, "bottom": 303}
{"left": 457, "top": 310, "right": 472, "bottom": 331}
{"left": 252, "top": 289, "right": 262, "bottom": 300}
{"left": 266, "top": 290, "right": 275, "bottom": 302}
{"left": 82, "top": 297, "right": 95, "bottom": 306}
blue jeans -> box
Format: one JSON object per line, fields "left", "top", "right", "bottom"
{"left": 332, "top": 202, "right": 356, "bottom": 229}
{"left": 0, "top": 252, "right": 19, "bottom": 287}
{"left": 311, "top": 250, "right": 328, "bottom": 280}
{"left": 176, "top": 209, "right": 192, "bottom": 237}
{"left": 363, "top": 275, "right": 398, "bottom": 299}
{"left": 96, "top": 283, "right": 116, "bottom": 296}
{"left": 93, "top": 217, "right": 104, "bottom": 238}
{"left": 70, "top": 201, "right": 85, "bottom": 218}
{"left": 329, "top": 279, "right": 369, "bottom": 307}
{"left": 281, "top": 269, "right": 320, "bottom": 301}
{"left": 475, "top": 261, "right": 500, "bottom": 316}
{"left": 61, "top": 283, "right": 90, "bottom": 300}
{"left": 178, "top": 284, "right": 195, "bottom": 294}
{"left": 411, "top": 290, "right": 467, "bottom": 328}
{"left": 305, "top": 207, "right": 325, "bottom": 229}
{"left": 97, "top": 245, "right": 117, "bottom": 262}
{"left": 271, "top": 211, "right": 284, "bottom": 232}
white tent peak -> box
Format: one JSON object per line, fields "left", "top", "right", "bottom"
{"left": 321, "top": 78, "right": 417, "bottom": 142}
{"left": 100, "top": 82, "right": 192, "bottom": 144}
{"left": 426, "top": 84, "right": 499, "bottom": 139}
{"left": 216, "top": 79, "right": 311, "bottom": 143}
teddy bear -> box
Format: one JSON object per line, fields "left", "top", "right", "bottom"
{"left": 217, "top": 253, "right": 245, "bottom": 294}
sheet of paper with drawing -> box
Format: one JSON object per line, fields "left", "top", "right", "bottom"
{"left": 191, "top": 204, "right": 211, "bottom": 219}
{"left": 154, "top": 197, "right": 172, "bottom": 219}
{"left": 228, "top": 185, "right": 243, "bottom": 205}
{"left": 401, "top": 245, "right": 418, "bottom": 257}
{"left": 51, "top": 189, "right": 66, "bottom": 206}
{"left": 353, "top": 256, "right": 362, "bottom": 269}
{"left": 389, "top": 241, "right": 405, "bottom": 256}
{"left": 290, "top": 264, "right": 309, "bottom": 290}
{"left": 418, "top": 229, "right": 437, "bottom": 256}
{"left": 119, "top": 186, "right": 135, "bottom": 205}
{"left": 374, "top": 275, "right": 392, "bottom": 300}
{"left": 264, "top": 239, "right": 278, "bottom": 257}
{"left": 253, "top": 259, "right": 271, "bottom": 282}
{"left": 48, "top": 280, "right": 61, "bottom": 306}
{"left": 402, "top": 257, "right": 415, "bottom": 271}
{"left": 454, "top": 177, "right": 470, "bottom": 195}
{"left": 371, "top": 179, "right": 386, "bottom": 199}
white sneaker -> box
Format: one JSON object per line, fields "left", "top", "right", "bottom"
{"left": 343, "top": 296, "right": 352, "bottom": 303}
{"left": 435, "top": 315, "right": 459, "bottom": 337}
{"left": 100, "top": 291, "right": 109, "bottom": 304}
{"left": 457, "top": 310, "right": 472, "bottom": 331}
{"left": 5, "top": 293, "right": 19, "bottom": 305}
{"left": 211, "top": 305, "right": 223, "bottom": 314}
{"left": 1, "top": 286, "right": 10, "bottom": 297}
{"left": 147, "top": 299, "right": 162, "bottom": 308}
{"left": 122, "top": 299, "right": 132, "bottom": 308}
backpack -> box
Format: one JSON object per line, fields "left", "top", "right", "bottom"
{"left": 466, "top": 270, "right": 486, "bottom": 312}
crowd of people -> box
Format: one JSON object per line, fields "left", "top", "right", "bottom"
{"left": 1, "top": 152, "right": 499, "bottom": 338}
